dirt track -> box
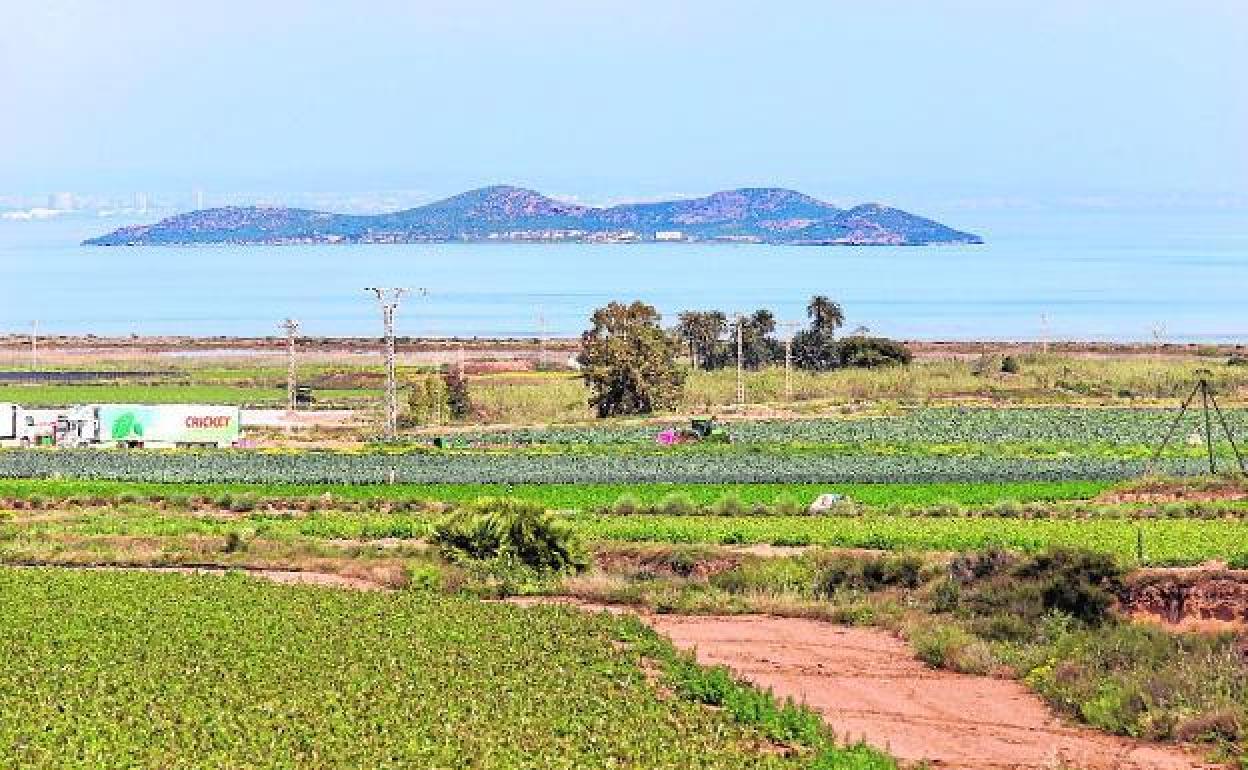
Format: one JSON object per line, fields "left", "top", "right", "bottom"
{"left": 508, "top": 600, "right": 1219, "bottom": 770}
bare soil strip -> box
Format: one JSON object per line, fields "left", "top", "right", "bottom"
{"left": 511, "top": 598, "right": 1220, "bottom": 770}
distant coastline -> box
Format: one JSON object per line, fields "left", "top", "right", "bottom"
{"left": 83, "top": 185, "right": 983, "bottom": 247}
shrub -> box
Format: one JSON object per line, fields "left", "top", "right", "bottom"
{"left": 430, "top": 497, "right": 587, "bottom": 573}
{"left": 1012, "top": 547, "right": 1123, "bottom": 626}
{"left": 609, "top": 494, "right": 641, "bottom": 516}
{"left": 813, "top": 552, "right": 925, "bottom": 597}
{"left": 1001, "top": 355, "right": 1021, "bottom": 374}
{"left": 710, "top": 492, "right": 747, "bottom": 517}
{"left": 908, "top": 622, "right": 996, "bottom": 674}
{"left": 657, "top": 492, "right": 696, "bottom": 516}
{"left": 835, "top": 336, "right": 912, "bottom": 368}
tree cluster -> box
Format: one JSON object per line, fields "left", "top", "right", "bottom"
{"left": 676, "top": 295, "right": 911, "bottom": 373}
{"left": 406, "top": 368, "right": 474, "bottom": 426}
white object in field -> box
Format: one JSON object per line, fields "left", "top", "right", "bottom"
{"left": 1186, "top": 431, "right": 1203, "bottom": 446}
{"left": 808, "top": 493, "right": 847, "bottom": 514}
{"left": 565, "top": 355, "right": 582, "bottom": 370}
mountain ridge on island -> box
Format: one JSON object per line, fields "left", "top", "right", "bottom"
{"left": 83, "top": 185, "right": 983, "bottom": 246}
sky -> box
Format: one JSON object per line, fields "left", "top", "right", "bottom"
{"left": 2, "top": 0, "right": 1246, "bottom": 210}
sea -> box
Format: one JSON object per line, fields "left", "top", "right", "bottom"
{"left": 2, "top": 208, "right": 1245, "bottom": 343}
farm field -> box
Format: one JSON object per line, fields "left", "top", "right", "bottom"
{"left": 7, "top": 352, "right": 1248, "bottom": 425}
{"left": 0, "top": 478, "right": 1111, "bottom": 508}
{"left": 0, "top": 568, "right": 891, "bottom": 769}
{"left": 0, "top": 384, "right": 380, "bottom": 407}
{"left": 5, "top": 493, "right": 1248, "bottom": 567}
{"left": 0, "top": 447, "right": 1215, "bottom": 484}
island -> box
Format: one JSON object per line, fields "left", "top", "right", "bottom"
{"left": 83, "top": 186, "right": 982, "bottom": 246}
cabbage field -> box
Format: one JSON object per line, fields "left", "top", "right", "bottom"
{"left": 443, "top": 407, "right": 1248, "bottom": 447}
{"left": 0, "top": 447, "right": 1208, "bottom": 484}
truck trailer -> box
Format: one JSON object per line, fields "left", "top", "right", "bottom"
{"left": 59, "top": 404, "right": 242, "bottom": 448}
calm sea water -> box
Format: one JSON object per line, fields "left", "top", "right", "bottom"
{"left": 2, "top": 209, "right": 1245, "bottom": 342}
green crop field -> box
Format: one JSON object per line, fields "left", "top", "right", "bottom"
{"left": 443, "top": 407, "right": 1248, "bottom": 447}
{"left": 12, "top": 503, "right": 1245, "bottom": 566}
{"left": 574, "top": 514, "right": 1248, "bottom": 566}
{"left": 0, "top": 478, "right": 1112, "bottom": 509}
{"left": 0, "top": 448, "right": 1206, "bottom": 484}
{"left": 0, "top": 568, "right": 890, "bottom": 769}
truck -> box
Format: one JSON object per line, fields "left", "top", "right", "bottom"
{"left": 58, "top": 404, "right": 242, "bottom": 448}
{"left": 0, "top": 403, "right": 62, "bottom": 447}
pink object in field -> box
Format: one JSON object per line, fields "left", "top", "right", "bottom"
{"left": 656, "top": 429, "right": 678, "bottom": 446}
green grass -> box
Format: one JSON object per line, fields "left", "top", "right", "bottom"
{"left": 0, "top": 568, "right": 892, "bottom": 769}
{"left": 574, "top": 514, "right": 1248, "bottom": 566}
{"left": 14, "top": 501, "right": 1246, "bottom": 566}
{"left": 0, "top": 478, "right": 1111, "bottom": 508}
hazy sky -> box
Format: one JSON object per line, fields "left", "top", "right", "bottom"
{"left": 3, "top": 0, "right": 1245, "bottom": 208}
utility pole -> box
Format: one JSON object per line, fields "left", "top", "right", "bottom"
{"left": 366, "top": 287, "right": 412, "bottom": 440}
{"left": 30, "top": 320, "right": 38, "bottom": 372}
{"left": 733, "top": 313, "right": 745, "bottom": 406}
{"left": 780, "top": 321, "right": 801, "bottom": 402}
{"left": 537, "top": 310, "right": 547, "bottom": 371}
{"left": 280, "top": 318, "right": 300, "bottom": 412}
{"left": 1040, "top": 313, "right": 1050, "bottom": 355}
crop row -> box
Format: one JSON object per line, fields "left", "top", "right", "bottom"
{"left": 18, "top": 508, "right": 1245, "bottom": 567}
{"left": 0, "top": 568, "right": 869, "bottom": 769}
{"left": 576, "top": 514, "right": 1248, "bottom": 566}
{"left": 0, "top": 478, "right": 1112, "bottom": 508}
{"left": 0, "top": 448, "right": 1206, "bottom": 484}
{"left": 444, "top": 407, "right": 1248, "bottom": 447}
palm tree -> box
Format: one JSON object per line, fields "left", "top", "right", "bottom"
{"left": 806, "top": 295, "right": 845, "bottom": 334}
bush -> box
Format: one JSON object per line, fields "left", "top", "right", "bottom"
{"left": 1012, "top": 547, "right": 1123, "bottom": 626}
{"left": 835, "top": 336, "right": 912, "bottom": 368}
{"left": 948, "top": 547, "right": 1123, "bottom": 634}
{"left": 657, "top": 492, "right": 696, "bottom": 516}
{"left": 430, "top": 497, "right": 587, "bottom": 573}
{"left": 813, "top": 552, "right": 925, "bottom": 597}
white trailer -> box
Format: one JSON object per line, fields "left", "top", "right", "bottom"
{"left": 67, "top": 404, "right": 242, "bottom": 448}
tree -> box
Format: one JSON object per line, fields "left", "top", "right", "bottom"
{"left": 579, "top": 301, "right": 686, "bottom": 417}
{"left": 443, "top": 368, "right": 473, "bottom": 419}
{"left": 675, "top": 310, "right": 726, "bottom": 370}
{"left": 793, "top": 295, "right": 846, "bottom": 371}
{"left": 807, "top": 295, "right": 845, "bottom": 334}
{"left": 736, "top": 309, "right": 782, "bottom": 370}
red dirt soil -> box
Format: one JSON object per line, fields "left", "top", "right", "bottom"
{"left": 513, "top": 600, "right": 1220, "bottom": 770}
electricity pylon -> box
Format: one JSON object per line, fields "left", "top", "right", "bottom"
{"left": 279, "top": 318, "right": 300, "bottom": 412}
{"left": 366, "top": 288, "right": 412, "bottom": 439}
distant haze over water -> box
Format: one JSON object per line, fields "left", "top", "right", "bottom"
{"left": 2, "top": 209, "right": 1246, "bottom": 343}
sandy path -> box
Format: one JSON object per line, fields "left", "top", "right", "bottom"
{"left": 512, "top": 600, "right": 1219, "bottom": 770}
